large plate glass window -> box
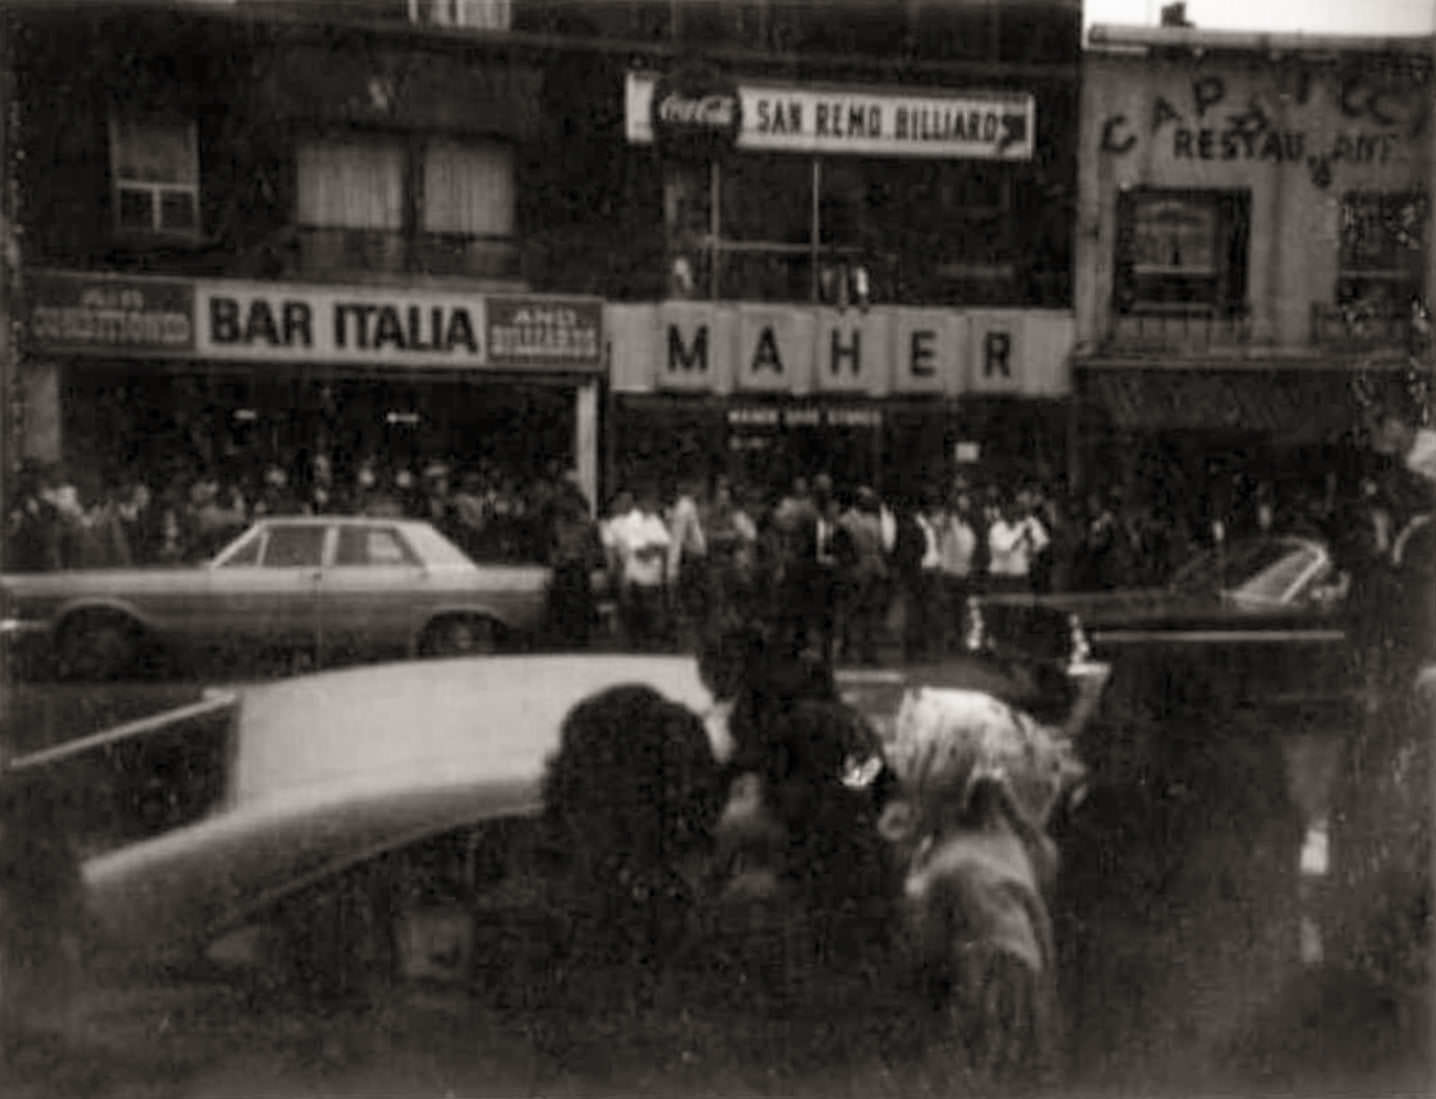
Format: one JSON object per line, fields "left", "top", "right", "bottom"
{"left": 1114, "top": 188, "right": 1250, "bottom": 315}
{"left": 665, "top": 157, "right": 1014, "bottom": 304}
{"left": 109, "top": 111, "right": 200, "bottom": 240}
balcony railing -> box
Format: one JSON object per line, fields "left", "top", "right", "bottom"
{"left": 1103, "top": 307, "right": 1255, "bottom": 353}
{"left": 1310, "top": 301, "right": 1418, "bottom": 351}
{"left": 297, "top": 227, "right": 519, "bottom": 281}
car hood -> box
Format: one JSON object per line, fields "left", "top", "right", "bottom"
{"left": 981, "top": 587, "right": 1188, "bottom": 622}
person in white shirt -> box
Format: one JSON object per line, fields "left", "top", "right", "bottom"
{"left": 611, "top": 486, "right": 672, "bottom": 650}
{"left": 938, "top": 490, "right": 979, "bottom": 651}
{"left": 987, "top": 497, "right": 1049, "bottom": 594}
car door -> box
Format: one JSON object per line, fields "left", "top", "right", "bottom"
{"left": 210, "top": 524, "right": 326, "bottom": 656}
{"left": 316, "top": 523, "right": 429, "bottom": 663}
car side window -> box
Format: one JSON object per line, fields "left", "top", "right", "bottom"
{"left": 218, "top": 533, "right": 262, "bottom": 567}
{"left": 1239, "top": 546, "right": 1319, "bottom": 603}
{"left": 261, "top": 526, "right": 327, "bottom": 568}
{"left": 200, "top": 817, "right": 559, "bottom": 993}
{"left": 335, "top": 526, "right": 418, "bottom": 567}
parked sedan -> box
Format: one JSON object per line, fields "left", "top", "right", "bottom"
{"left": 966, "top": 534, "right": 1356, "bottom": 718}
{"left": 0, "top": 516, "right": 550, "bottom": 679}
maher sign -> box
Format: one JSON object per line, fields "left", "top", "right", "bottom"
{"left": 626, "top": 72, "right": 1034, "bottom": 160}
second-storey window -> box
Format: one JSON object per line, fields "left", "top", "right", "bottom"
{"left": 295, "top": 135, "right": 517, "bottom": 278}
{"left": 109, "top": 111, "right": 200, "bottom": 240}
{"left": 1338, "top": 191, "right": 1426, "bottom": 315}
{"left": 421, "top": 140, "right": 514, "bottom": 238}
{"left": 1114, "top": 188, "right": 1250, "bottom": 314}
{"left": 664, "top": 156, "right": 1015, "bottom": 305}
{"left": 297, "top": 138, "right": 405, "bottom": 230}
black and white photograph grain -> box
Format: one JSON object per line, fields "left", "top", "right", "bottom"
{"left": 0, "top": 0, "right": 1431, "bottom": 1096}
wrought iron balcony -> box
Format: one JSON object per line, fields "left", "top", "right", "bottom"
{"left": 1310, "top": 301, "right": 1419, "bottom": 352}
{"left": 1102, "top": 306, "right": 1255, "bottom": 353}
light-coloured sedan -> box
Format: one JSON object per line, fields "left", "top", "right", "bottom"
{"left": 0, "top": 516, "right": 551, "bottom": 679}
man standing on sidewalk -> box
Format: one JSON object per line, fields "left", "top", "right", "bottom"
{"left": 611, "top": 486, "right": 672, "bottom": 651}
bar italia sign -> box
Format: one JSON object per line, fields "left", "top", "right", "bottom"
{"left": 192, "top": 281, "right": 602, "bottom": 371}
{"left": 627, "top": 71, "right": 1034, "bottom": 160}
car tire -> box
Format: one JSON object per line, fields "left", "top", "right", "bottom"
{"left": 421, "top": 615, "right": 501, "bottom": 658}
{"left": 56, "top": 614, "right": 139, "bottom": 681}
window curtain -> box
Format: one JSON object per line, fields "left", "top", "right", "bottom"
{"left": 297, "top": 139, "right": 405, "bottom": 230}
{"left": 422, "top": 140, "right": 514, "bottom": 237}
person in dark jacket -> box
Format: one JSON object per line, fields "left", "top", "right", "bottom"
{"left": 544, "top": 484, "right": 603, "bottom": 649}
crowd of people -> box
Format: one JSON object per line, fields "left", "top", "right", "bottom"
{"left": 10, "top": 447, "right": 1425, "bottom": 672}
{"left": 581, "top": 464, "right": 1417, "bottom": 663}
{"left": 3, "top": 455, "right": 585, "bottom": 573}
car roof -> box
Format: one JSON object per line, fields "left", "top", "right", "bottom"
{"left": 83, "top": 655, "right": 716, "bottom": 954}
{"left": 253, "top": 515, "right": 434, "bottom": 529}
{"left": 81, "top": 652, "right": 1080, "bottom": 955}
{"left": 228, "top": 654, "right": 714, "bottom": 810}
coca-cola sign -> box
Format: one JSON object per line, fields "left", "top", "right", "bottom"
{"left": 650, "top": 65, "right": 742, "bottom": 159}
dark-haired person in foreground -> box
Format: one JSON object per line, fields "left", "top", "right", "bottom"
{"left": 538, "top": 683, "right": 727, "bottom": 1011}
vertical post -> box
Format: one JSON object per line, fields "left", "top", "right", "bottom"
{"left": 602, "top": 341, "right": 617, "bottom": 511}
{"left": 574, "top": 377, "right": 599, "bottom": 516}
{"left": 709, "top": 158, "right": 720, "bottom": 301}
{"left": 0, "top": 3, "right": 15, "bottom": 747}
{"left": 1426, "top": 26, "right": 1436, "bottom": 387}
{"left": 810, "top": 157, "right": 821, "bottom": 302}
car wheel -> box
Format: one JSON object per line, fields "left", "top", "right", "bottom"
{"left": 423, "top": 615, "right": 500, "bottom": 658}
{"left": 57, "top": 616, "right": 138, "bottom": 681}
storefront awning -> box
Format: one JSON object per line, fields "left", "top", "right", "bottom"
{"left": 1079, "top": 366, "right": 1359, "bottom": 444}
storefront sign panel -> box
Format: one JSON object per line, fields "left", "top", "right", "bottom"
{"left": 966, "top": 311, "right": 1073, "bottom": 396}
{"left": 27, "top": 272, "right": 194, "bottom": 354}
{"left": 812, "top": 312, "right": 893, "bottom": 395}
{"left": 967, "top": 313, "right": 1024, "bottom": 395}
{"left": 726, "top": 402, "right": 884, "bottom": 430}
{"left": 657, "top": 302, "right": 734, "bottom": 393}
{"left": 627, "top": 72, "right": 1035, "bottom": 161}
{"left": 607, "top": 304, "right": 659, "bottom": 392}
{"left": 734, "top": 307, "right": 816, "bottom": 393}
{"left": 649, "top": 65, "right": 743, "bottom": 161}
{"left": 892, "top": 309, "right": 965, "bottom": 395}
{"left": 487, "top": 296, "right": 603, "bottom": 369}
{"left": 196, "top": 281, "right": 487, "bottom": 368}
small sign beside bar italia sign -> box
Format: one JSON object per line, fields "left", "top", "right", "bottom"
{"left": 25, "top": 272, "right": 195, "bottom": 352}
{"left": 24, "top": 271, "right": 603, "bottom": 372}
{"left": 627, "top": 71, "right": 1034, "bottom": 161}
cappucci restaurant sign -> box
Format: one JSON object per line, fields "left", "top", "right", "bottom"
{"left": 25, "top": 271, "right": 603, "bottom": 371}
{"left": 626, "top": 71, "right": 1034, "bottom": 160}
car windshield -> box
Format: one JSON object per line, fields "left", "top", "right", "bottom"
{"left": 1168, "top": 539, "right": 1317, "bottom": 603}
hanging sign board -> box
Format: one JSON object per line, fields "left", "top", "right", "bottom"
{"left": 627, "top": 71, "right": 1034, "bottom": 161}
